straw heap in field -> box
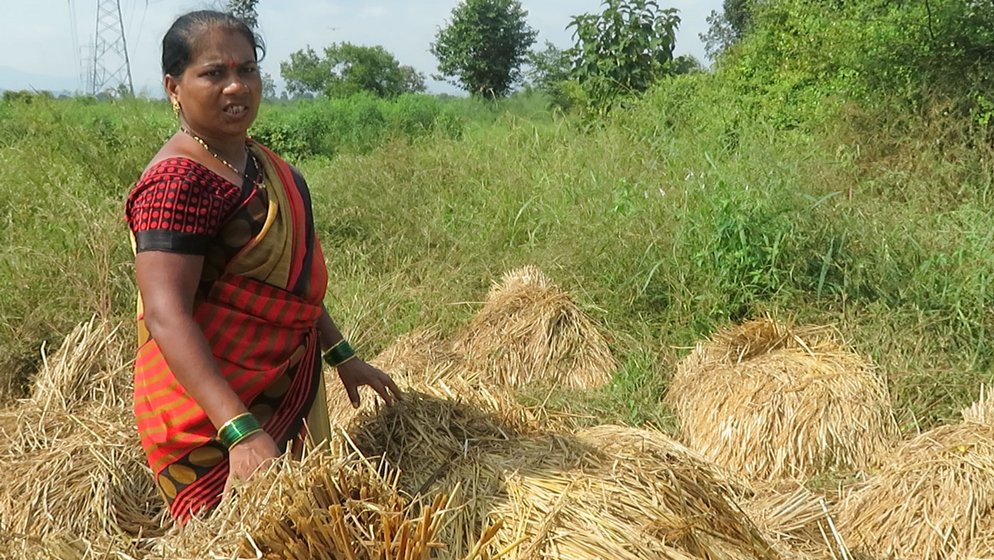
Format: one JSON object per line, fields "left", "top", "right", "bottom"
{"left": 369, "top": 327, "right": 459, "bottom": 381}
{"left": 666, "top": 317, "right": 897, "bottom": 481}
{"left": 0, "top": 403, "right": 165, "bottom": 545}
{"left": 158, "top": 445, "right": 470, "bottom": 560}
{"left": 451, "top": 265, "right": 616, "bottom": 389}
{"left": 742, "top": 487, "right": 838, "bottom": 560}
{"left": 29, "top": 316, "right": 132, "bottom": 411}
{"left": 485, "top": 426, "right": 779, "bottom": 560}
{"left": 0, "top": 318, "right": 164, "bottom": 553}
{"left": 840, "top": 420, "right": 994, "bottom": 560}
{"left": 964, "top": 513, "right": 994, "bottom": 559}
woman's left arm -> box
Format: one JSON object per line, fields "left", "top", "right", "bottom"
{"left": 318, "top": 306, "right": 402, "bottom": 408}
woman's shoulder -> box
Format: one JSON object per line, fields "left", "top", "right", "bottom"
{"left": 131, "top": 155, "right": 241, "bottom": 202}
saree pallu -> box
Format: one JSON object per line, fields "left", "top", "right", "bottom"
{"left": 132, "top": 143, "right": 330, "bottom": 523}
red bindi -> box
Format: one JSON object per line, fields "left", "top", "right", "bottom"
{"left": 227, "top": 60, "right": 238, "bottom": 70}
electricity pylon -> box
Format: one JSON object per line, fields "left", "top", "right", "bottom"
{"left": 88, "top": 0, "right": 133, "bottom": 97}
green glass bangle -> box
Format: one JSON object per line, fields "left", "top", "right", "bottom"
{"left": 218, "top": 412, "right": 262, "bottom": 449}
{"left": 323, "top": 339, "right": 356, "bottom": 367}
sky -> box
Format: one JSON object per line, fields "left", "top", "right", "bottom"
{"left": 0, "top": 0, "right": 722, "bottom": 96}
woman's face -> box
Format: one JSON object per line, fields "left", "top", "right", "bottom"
{"left": 167, "top": 27, "right": 261, "bottom": 142}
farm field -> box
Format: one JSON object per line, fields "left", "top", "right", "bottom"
{"left": 3, "top": 4, "right": 994, "bottom": 553}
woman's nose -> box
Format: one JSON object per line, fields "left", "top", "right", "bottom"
{"left": 224, "top": 76, "right": 248, "bottom": 93}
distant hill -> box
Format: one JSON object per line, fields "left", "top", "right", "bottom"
{"left": 0, "top": 66, "right": 80, "bottom": 96}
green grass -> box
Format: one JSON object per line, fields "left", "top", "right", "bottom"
{"left": 1, "top": 83, "right": 992, "bottom": 430}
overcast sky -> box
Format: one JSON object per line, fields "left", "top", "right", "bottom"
{"left": 1, "top": 0, "right": 721, "bottom": 96}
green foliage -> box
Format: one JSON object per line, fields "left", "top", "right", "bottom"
{"left": 431, "top": 0, "right": 538, "bottom": 98}
{"left": 701, "top": 0, "right": 754, "bottom": 59}
{"left": 525, "top": 42, "right": 576, "bottom": 110}
{"left": 226, "top": 0, "right": 259, "bottom": 29}
{"left": 280, "top": 43, "right": 426, "bottom": 99}
{"left": 567, "top": 0, "right": 681, "bottom": 108}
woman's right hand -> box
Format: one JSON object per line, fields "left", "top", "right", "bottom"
{"left": 226, "top": 430, "right": 281, "bottom": 491}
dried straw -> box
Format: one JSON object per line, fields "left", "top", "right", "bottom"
{"left": 742, "top": 487, "right": 839, "bottom": 560}
{"left": 29, "top": 316, "right": 132, "bottom": 411}
{"left": 962, "top": 386, "right": 994, "bottom": 425}
{"left": 158, "top": 443, "right": 471, "bottom": 560}
{"left": 450, "top": 266, "right": 616, "bottom": 390}
{"left": 351, "top": 391, "right": 780, "bottom": 560}
{"left": 667, "top": 317, "right": 897, "bottom": 481}
{"left": 0, "top": 403, "right": 166, "bottom": 544}
{"left": 485, "top": 425, "right": 779, "bottom": 560}
{"left": 964, "top": 513, "right": 994, "bottom": 559}
{"left": 839, "top": 421, "right": 994, "bottom": 560}
{"left": 369, "top": 327, "right": 459, "bottom": 382}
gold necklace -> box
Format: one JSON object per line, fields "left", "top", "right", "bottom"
{"left": 181, "top": 127, "right": 245, "bottom": 177}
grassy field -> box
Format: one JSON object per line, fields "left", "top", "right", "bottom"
{"left": 1, "top": 81, "right": 992, "bottom": 432}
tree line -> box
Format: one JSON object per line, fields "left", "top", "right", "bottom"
{"left": 227, "top": 0, "right": 695, "bottom": 108}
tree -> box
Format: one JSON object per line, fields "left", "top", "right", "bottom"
{"left": 701, "top": 0, "right": 754, "bottom": 60}
{"left": 226, "top": 0, "right": 259, "bottom": 29}
{"left": 567, "top": 0, "right": 681, "bottom": 107}
{"left": 431, "top": 0, "right": 538, "bottom": 98}
{"left": 525, "top": 42, "right": 576, "bottom": 108}
{"left": 280, "top": 43, "right": 426, "bottom": 99}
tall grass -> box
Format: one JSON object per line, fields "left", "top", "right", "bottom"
{"left": 1, "top": 83, "right": 991, "bottom": 428}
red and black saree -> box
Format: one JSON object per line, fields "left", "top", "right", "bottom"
{"left": 127, "top": 142, "right": 332, "bottom": 523}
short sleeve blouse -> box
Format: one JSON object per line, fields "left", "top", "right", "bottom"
{"left": 125, "top": 157, "right": 250, "bottom": 255}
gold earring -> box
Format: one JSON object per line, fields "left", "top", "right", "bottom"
{"left": 171, "top": 98, "right": 181, "bottom": 118}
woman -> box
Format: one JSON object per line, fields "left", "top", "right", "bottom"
{"left": 125, "top": 10, "right": 401, "bottom": 523}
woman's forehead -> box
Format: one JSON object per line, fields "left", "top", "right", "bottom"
{"left": 189, "top": 27, "right": 255, "bottom": 62}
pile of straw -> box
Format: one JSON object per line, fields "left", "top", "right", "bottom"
{"left": 369, "top": 327, "right": 459, "bottom": 381}
{"left": 350, "top": 389, "right": 780, "bottom": 560}
{"left": 485, "top": 426, "right": 778, "bottom": 560}
{"left": 742, "top": 488, "right": 838, "bottom": 560}
{"left": 0, "top": 404, "right": 165, "bottom": 544}
{"left": 840, "top": 420, "right": 994, "bottom": 560}
{"left": 0, "top": 318, "right": 165, "bottom": 558}
{"left": 158, "top": 445, "right": 471, "bottom": 560}
{"left": 666, "top": 317, "right": 896, "bottom": 481}
{"left": 29, "top": 316, "right": 132, "bottom": 411}
{"left": 451, "top": 266, "right": 616, "bottom": 389}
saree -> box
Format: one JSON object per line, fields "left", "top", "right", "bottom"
{"left": 130, "top": 143, "right": 332, "bottom": 523}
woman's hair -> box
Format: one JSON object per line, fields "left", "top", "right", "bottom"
{"left": 161, "top": 10, "right": 266, "bottom": 77}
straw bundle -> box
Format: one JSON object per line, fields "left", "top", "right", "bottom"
{"left": 0, "top": 403, "right": 165, "bottom": 543}
{"left": 368, "top": 327, "right": 459, "bottom": 381}
{"left": 962, "top": 387, "right": 994, "bottom": 425}
{"left": 484, "top": 426, "right": 779, "bottom": 560}
{"left": 840, "top": 421, "right": 994, "bottom": 560}
{"left": 158, "top": 445, "right": 472, "bottom": 560}
{"left": 741, "top": 487, "right": 838, "bottom": 560}
{"left": 29, "top": 316, "right": 131, "bottom": 411}
{"left": 346, "top": 390, "right": 526, "bottom": 496}
{"left": 450, "top": 266, "right": 616, "bottom": 389}
{"left": 667, "top": 317, "right": 896, "bottom": 481}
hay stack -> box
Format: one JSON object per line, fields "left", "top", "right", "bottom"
{"left": 485, "top": 426, "right": 778, "bottom": 560}
{"left": 839, "top": 420, "right": 994, "bottom": 560}
{"left": 29, "top": 316, "right": 132, "bottom": 411}
{"left": 0, "top": 318, "right": 164, "bottom": 557}
{"left": 666, "top": 317, "right": 897, "bottom": 481}
{"left": 0, "top": 404, "right": 165, "bottom": 543}
{"left": 368, "top": 327, "right": 459, "bottom": 381}
{"left": 158, "top": 445, "right": 472, "bottom": 560}
{"left": 451, "top": 266, "right": 616, "bottom": 389}
{"left": 741, "top": 487, "right": 839, "bottom": 560}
